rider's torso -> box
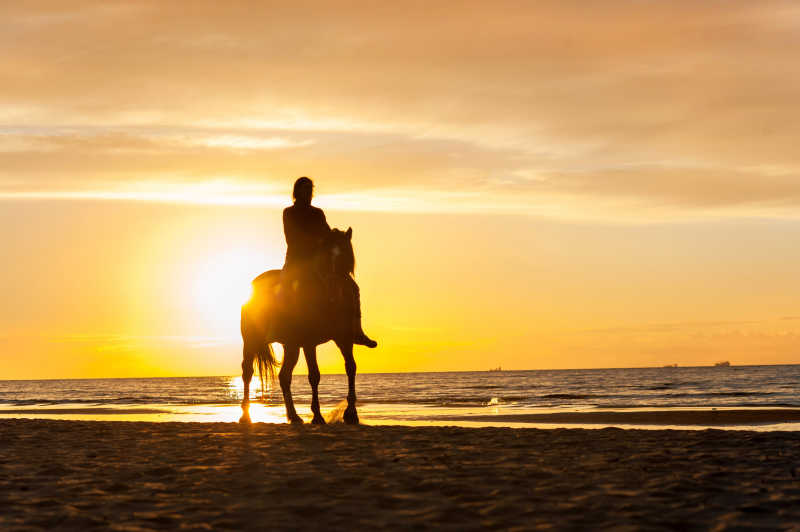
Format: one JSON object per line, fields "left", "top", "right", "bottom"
{"left": 283, "top": 204, "right": 330, "bottom": 272}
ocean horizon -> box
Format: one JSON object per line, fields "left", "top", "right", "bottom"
{"left": 2, "top": 364, "right": 799, "bottom": 430}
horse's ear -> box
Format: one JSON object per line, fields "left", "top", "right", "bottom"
{"left": 346, "top": 227, "right": 352, "bottom": 240}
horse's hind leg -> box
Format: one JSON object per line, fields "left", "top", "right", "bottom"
{"left": 303, "top": 345, "right": 325, "bottom": 424}
{"left": 336, "top": 341, "right": 359, "bottom": 425}
{"left": 279, "top": 344, "right": 303, "bottom": 424}
{"left": 239, "top": 346, "right": 255, "bottom": 424}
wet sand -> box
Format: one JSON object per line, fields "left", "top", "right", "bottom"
{"left": 4, "top": 407, "right": 800, "bottom": 428}
{"left": 432, "top": 408, "right": 800, "bottom": 426}
{"left": 1, "top": 419, "right": 799, "bottom": 531}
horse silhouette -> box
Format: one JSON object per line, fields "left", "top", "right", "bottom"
{"left": 239, "top": 227, "right": 361, "bottom": 424}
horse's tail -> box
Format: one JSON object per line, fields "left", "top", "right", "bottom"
{"left": 254, "top": 342, "right": 280, "bottom": 396}
{"left": 245, "top": 269, "right": 283, "bottom": 397}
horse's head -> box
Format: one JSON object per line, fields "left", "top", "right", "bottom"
{"left": 326, "top": 227, "right": 355, "bottom": 276}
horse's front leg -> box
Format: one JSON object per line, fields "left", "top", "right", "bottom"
{"left": 279, "top": 344, "right": 303, "bottom": 424}
{"left": 336, "top": 340, "right": 359, "bottom": 425}
{"left": 303, "top": 344, "right": 325, "bottom": 424}
{"left": 239, "top": 346, "right": 255, "bottom": 424}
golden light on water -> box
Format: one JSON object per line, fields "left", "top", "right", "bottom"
{"left": 225, "top": 376, "right": 288, "bottom": 424}
{"left": 227, "top": 375, "right": 277, "bottom": 402}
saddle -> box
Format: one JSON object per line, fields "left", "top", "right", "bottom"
{"left": 267, "top": 270, "right": 354, "bottom": 342}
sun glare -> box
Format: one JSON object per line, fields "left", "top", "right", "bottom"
{"left": 190, "top": 249, "right": 269, "bottom": 334}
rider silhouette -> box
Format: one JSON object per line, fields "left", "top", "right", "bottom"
{"left": 282, "top": 177, "right": 377, "bottom": 348}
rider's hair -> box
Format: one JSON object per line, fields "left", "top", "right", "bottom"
{"left": 293, "top": 177, "right": 313, "bottom": 201}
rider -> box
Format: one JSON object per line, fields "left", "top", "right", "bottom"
{"left": 282, "top": 177, "right": 377, "bottom": 348}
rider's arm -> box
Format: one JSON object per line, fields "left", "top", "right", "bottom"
{"left": 317, "top": 209, "right": 331, "bottom": 234}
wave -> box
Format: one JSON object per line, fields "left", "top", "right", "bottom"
{"left": 593, "top": 402, "right": 800, "bottom": 409}
{"left": 2, "top": 366, "right": 799, "bottom": 415}
{"left": 0, "top": 397, "right": 246, "bottom": 407}
{"left": 0, "top": 390, "right": 783, "bottom": 408}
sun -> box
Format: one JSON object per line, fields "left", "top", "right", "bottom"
{"left": 189, "top": 248, "right": 274, "bottom": 334}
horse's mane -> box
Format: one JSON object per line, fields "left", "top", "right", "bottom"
{"left": 249, "top": 228, "right": 355, "bottom": 291}
{"left": 329, "top": 228, "right": 355, "bottom": 276}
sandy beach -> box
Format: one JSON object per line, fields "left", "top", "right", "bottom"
{"left": 1, "top": 420, "right": 799, "bottom": 530}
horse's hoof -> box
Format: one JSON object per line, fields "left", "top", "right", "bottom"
{"left": 311, "top": 415, "right": 326, "bottom": 425}
{"left": 240, "top": 403, "right": 252, "bottom": 424}
{"left": 343, "top": 408, "right": 359, "bottom": 425}
{"left": 288, "top": 414, "right": 304, "bottom": 425}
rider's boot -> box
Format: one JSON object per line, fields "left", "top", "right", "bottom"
{"left": 353, "top": 317, "right": 377, "bottom": 348}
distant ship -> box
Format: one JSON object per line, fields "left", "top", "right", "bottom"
{"left": 714, "top": 361, "right": 731, "bottom": 367}
{"left": 488, "top": 366, "right": 502, "bottom": 372}
{"left": 663, "top": 363, "right": 678, "bottom": 368}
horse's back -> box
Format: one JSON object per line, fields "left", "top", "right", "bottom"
{"left": 241, "top": 270, "right": 280, "bottom": 340}
{"left": 252, "top": 269, "right": 281, "bottom": 288}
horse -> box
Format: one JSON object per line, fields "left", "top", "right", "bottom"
{"left": 239, "top": 227, "right": 362, "bottom": 425}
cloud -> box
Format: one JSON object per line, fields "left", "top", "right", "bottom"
{"left": 2, "top": 1, "right": 800, "bottom": 219}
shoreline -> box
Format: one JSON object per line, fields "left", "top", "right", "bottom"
{"left": 2, "top": 406, "right": 800, "bottom": 429}
{"left": 1, "top": 419, "right": 799, "bottom": 530}
{"left": 428, "top": 408, "right": 800, "bottom": 426}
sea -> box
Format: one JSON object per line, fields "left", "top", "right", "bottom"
{"left": 1, "top": 365, "right": 799, "bottom": 430}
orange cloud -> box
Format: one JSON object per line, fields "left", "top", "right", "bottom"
{"left": 1, "top": 1, "right": 800, "bottom": 219}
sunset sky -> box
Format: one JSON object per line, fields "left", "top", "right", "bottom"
{"left": 2, "top": 1, "right": 800, "bottom": 379}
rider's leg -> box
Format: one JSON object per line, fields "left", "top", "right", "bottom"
{"left": 348, "top": 277, "right": 377, "bottom": 348}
